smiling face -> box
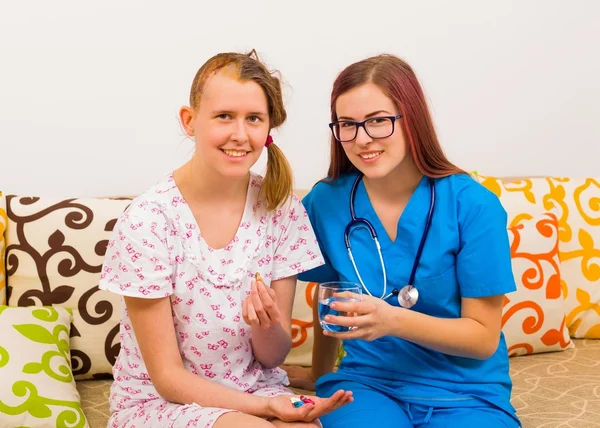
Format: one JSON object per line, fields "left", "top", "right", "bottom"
{"left": 335, "top": 82, "right": 411, "bottom": 180}
{"left": 181, "top": 66, "right": 270, "bottom": 179}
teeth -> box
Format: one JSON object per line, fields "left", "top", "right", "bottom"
{"left": 360, "top": 151, "right": 382, "bottom": 159}
{"left": 223, "top": 149, "right": 247, "bottom": 157}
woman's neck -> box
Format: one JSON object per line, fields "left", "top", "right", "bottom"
{"left": 362, "top": 158, "right": 424, "bottom": 202}
{"left": 174, "top": 157, "right": 250, "bottom": 204}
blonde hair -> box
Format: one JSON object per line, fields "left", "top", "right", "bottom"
{"left": 189, "top": 50, "right": 293, "bottom": 211}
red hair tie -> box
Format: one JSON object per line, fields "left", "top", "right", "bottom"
{"left": 265, "top": 135, "right": 273, "bottom": 147}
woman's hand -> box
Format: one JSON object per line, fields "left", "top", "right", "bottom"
{"left": 280, "top": 365, "right": 317, "bottom": 391}
{"left": 268, "top": 390, "right": 353, "bottom": 423}
{"left": 322, "top": 292, "right": 395, "bottom": 341}
{"left": 242, "top": 279, "right": 281, "bottom": 329}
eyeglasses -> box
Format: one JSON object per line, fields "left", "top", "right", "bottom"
{"left": 329, "top": 115, "right": 403, "bottom": 143}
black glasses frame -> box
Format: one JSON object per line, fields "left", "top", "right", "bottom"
{"left": 329, "top": 114, "right": 403, "bottom": 142}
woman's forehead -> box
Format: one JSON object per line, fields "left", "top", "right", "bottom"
{"left": 200, "top": 70, "right": 268, "bottom": 112}
{"left": 336, "top": 83, "right": 396, "bottom": 118}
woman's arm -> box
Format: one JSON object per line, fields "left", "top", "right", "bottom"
{"left": 248, "top": 276, "right": 295, "bottom": 368}
{"left": 127, "top": 295, "right": 354, "bottom": 422}
{"left": 388, "top": 295, "right": 505, "bottom": 359}
{"left": 125, "top": 295, "right": 272, "bottom": 416}
{"left": 323, "top": 292, "right": 505, "bottom": 360}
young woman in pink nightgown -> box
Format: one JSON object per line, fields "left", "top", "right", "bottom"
{"left": 99, "top": 50, "right": 352, "bottom": 428}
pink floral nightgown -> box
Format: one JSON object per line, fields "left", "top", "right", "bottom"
{"left": 99, "top": 172, "right": 325, "bottom": 427}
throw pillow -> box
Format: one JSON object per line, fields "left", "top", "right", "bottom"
{"left": 0, "top": 305, "right": 88, "bottom": 427}
{"left": 5, "top": 195, "right": 131, "bottom": 379}
{"left": 477, "top": 175, "right": 600, "bottom": 338}
{"left": 502, "top": 212, "right": 573, "bottom": 356}
{"left": 285, "top": 280, "right": 318, "bottom": 366}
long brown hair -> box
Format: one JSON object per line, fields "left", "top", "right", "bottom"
{"left": 189, "top": 50, "right": 293, "bottom": 211}
{"left": 326, "top": 54, "right": 465, "bottom": 182}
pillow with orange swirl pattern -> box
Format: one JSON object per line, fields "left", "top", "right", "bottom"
{"left": 283, "top": 280, "right": 317, "bottom": 366}
{"left": 502, "top": 212, "right": 573, "bottom": 356}
{"left": 476, "top": 174, "right": 600, "bottom": 339}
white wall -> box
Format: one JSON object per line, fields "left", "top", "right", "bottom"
{"left": 1, "top": 0, "right": 598, "bottom": 197}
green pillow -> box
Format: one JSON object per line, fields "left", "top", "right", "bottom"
{"left": 0, "top": 306, "right": 88, "bottom": 428}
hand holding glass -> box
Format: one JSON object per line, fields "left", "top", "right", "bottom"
{"left": 318, "top": 282, "right": 363, "bottom": 333}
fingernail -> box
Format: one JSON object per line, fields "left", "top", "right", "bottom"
{"left": 324, "top": 316, "right": 331, "bottom": 321}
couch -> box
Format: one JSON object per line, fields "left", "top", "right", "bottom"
{"left": 0, "top": 174, "right": 599, "bottom": 428}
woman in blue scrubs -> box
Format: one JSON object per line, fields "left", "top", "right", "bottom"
{"left": 283, "top": 54, "right": 521, "bottom": 427}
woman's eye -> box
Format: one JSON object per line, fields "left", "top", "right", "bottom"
{"left": 341, "top": 122, "right": 355, "bottom": 128}
{"left": 217, "top": 114, "right": 231, "bottom": 120}
{"left": 248, "top": 116, "right": 261, "bottom": 123}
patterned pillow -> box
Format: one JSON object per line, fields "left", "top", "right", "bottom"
{"left": 0, "top": 192, "right": 6, "bottom": 305}
{"left": 502, "top": 212, "right": 573, "bottom": 356}
{"left": 0, "top": 305, "right": 88, "bottom": 428}
{"left": 285, "top": 280, "right": 317, "bottom": 366}
{"left": 5, "top": 195, "right": 131, "bottom": 379}
{"left": 477, "top": 175, "right": 600, "bottom": 338}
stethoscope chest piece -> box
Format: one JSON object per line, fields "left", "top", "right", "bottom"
{"left": 398, "top": 285, "right": 419, "bottom": 309}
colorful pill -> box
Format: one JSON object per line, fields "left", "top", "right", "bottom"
{"left": 289, "top": 397, "right": 304, "bottom": 407}
{"left": 300, "top": 395, "right": 315, "bottom": 405}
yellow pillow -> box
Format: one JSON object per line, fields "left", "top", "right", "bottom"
{"left": 477, "top": 175, "right": 600, "bottom": 338}
{"left": 0, "top": 192, "right": 6, "bottom": 305}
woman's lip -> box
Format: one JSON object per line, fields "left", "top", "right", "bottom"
{"left": 358, "top": 151, "right": 383, "bottom": 163}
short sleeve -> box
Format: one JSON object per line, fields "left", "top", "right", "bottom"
{"left": 457, "top": 193, "right": 517, "bottom": 298}
{"left": 271, "top": 194, "right": 325, "bottom": 281}
{"left": 99, "top": 208, "right": 174, "bottom": 299}
{"left": 296, "top": 189, "right": 339, "bottom": 284}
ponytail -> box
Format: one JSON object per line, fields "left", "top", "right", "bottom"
{"left": 261, "top": 142, "right": 294, "bottom": 211}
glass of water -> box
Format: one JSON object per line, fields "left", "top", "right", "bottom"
{"left": 318, "top": 281, "right": 362, "bottom": 333}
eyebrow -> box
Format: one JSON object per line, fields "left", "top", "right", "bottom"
{"left": 212, "top": 110, "right": 268, "bottom": 117}
{"left": 337, "top": 110, "right": 392, "bottom": 121}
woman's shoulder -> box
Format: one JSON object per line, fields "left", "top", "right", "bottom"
{"left": 302, "top": 173, "right": 358, "bottom": 207}
{"left": 122, "top": 173, "right": 180, "bottom": 221}
{"left": 437, "top": 173, "right": 506, "bottom": 223}
{"left": 438, "top": 173, "right": 501, "bottom": 203}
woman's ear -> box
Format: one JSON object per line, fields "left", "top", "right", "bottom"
{"left": 179, "top": 106, "right": 195, "bottom": 136}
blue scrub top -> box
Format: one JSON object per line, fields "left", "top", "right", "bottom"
{"left": 299, "top": 172, "right": 519, "bottom": 422}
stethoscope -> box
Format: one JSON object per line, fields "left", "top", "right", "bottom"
{"left": 344, "top": 173, "right": 435, "bottom": 309}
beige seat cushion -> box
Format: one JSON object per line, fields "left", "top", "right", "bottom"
{"left": 510, "top": 339, "right": 600, "bottom": 427}
{"left": 77, "top": 379, "right": 111, "bottom": 428}
{"left": 78, "top": 339, "right": 600, "bottom": 428}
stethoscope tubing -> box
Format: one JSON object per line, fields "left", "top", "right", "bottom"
{"left": 344, "top": 173, "right": 435, "bottom": 303}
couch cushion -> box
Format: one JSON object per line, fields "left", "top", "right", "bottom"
{"left": 0, "top": 193, "right": 6, "bottom": 305}
{"left": 5, "top": 195, "right": 131, "bottom": 379}
{"left": 0, "top": 305, "right": 88, "bottom": 427}
{"left": 509, "top": 339, "right": 600, "bottom": 427}
{"left": 503, "top": 212, "right": 573, "bottom": 355}
{"left": 77, "top": 379, "right": 111, "bottom": 428}
{"left": 477, "top": 175, "right": 600, "bottom": 338}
